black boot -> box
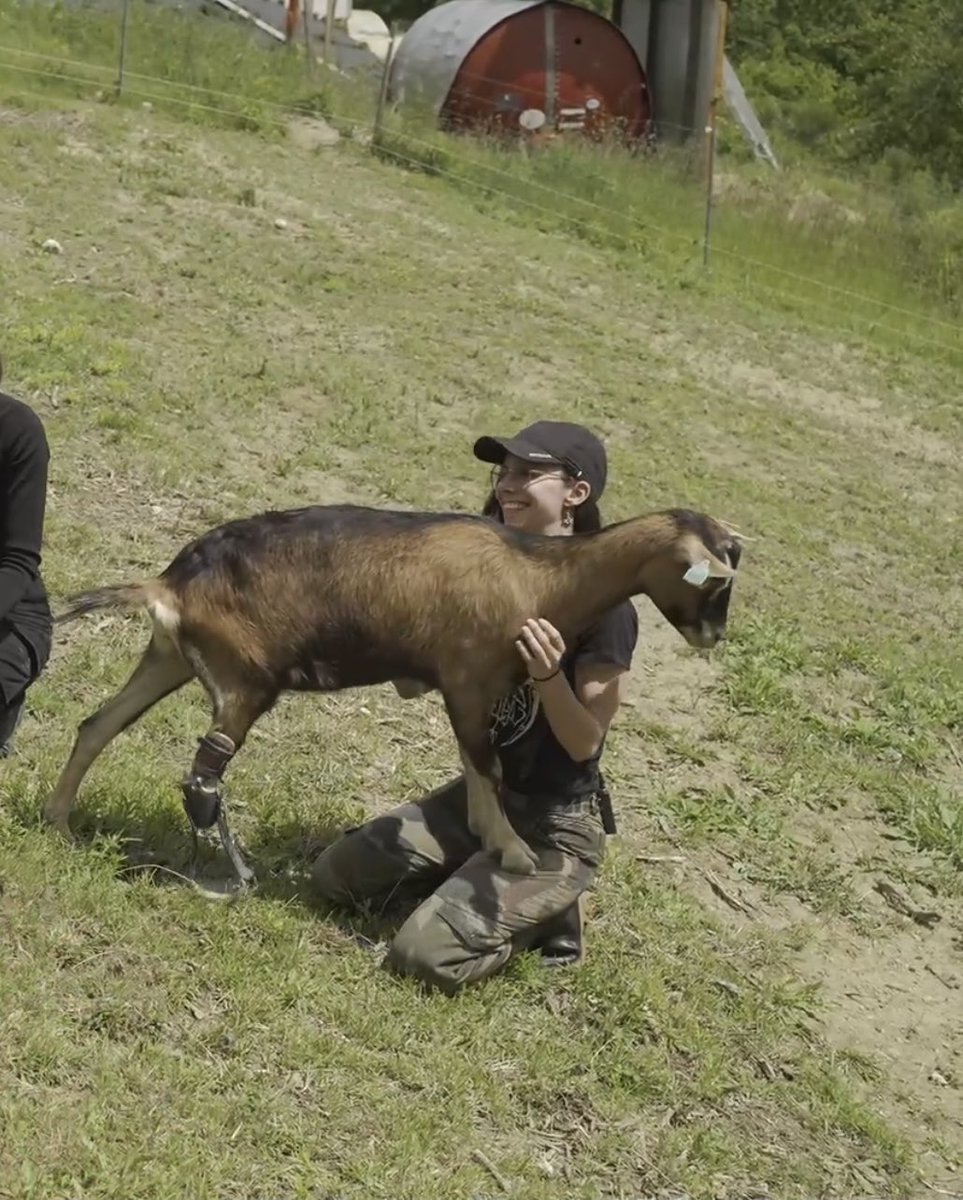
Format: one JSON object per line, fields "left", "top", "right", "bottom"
{"left": 535, "top": 899, "right": 584, "bottom": 968}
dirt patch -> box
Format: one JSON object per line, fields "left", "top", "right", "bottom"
{"left": 56, "top": 136, "right": 102, "bottom": 162}
{"left": 784, "top": 795, "right": 963, "bottom": 1167}
{"left": 713, "top": 357, "right": 958, "bottom": 473}
{"left": 787, "top": 188, "right": 866, "bottom": 227}
{"left": 286, "top": 116, "right": 340, "bottom": 152}
{"left": 646, "top": 803, "right": 963, "bottom": 1184}
{"left": 0, "top": 106, "right": 88, "bottom": 133}
{"left": 796, "top": 914, "right": 963, "bottom": 1182}
{"left": 622, "top": 599, "right": 726, "bottom": 735}
{"left": 612, "top": 548, "right": 963, "bottom": 1183}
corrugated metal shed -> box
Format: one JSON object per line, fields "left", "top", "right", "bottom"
{"left": 388, "top": 0, "right": 543, "bottom": 112}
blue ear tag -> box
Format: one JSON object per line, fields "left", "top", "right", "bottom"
{"left": 683, "top": 560, "right": 710, "bottom": 586}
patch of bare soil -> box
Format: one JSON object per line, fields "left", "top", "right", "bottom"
{"left": 701, "top": 355, "right": 958, "bottom": 475}
{"left": 621, "top": 599, "right": 726, "bottom": 737}
{"left": 797, "top": 915, "right": 963, "bottom": 1177}
{"left": 785, "top": 856, "right": 950, "bottom": 1135}
{"left": 635, "top": 795, "right": 963, "bottom": 1186}
{"left": 613, "top": 592, "right": 963, "bottom": 1186}
{"left": 783, "top": 802, "right": 963, "bottom": 1177}
{"left": 638, "top": 829, "right": 963, "bottom": 1185}
{"left": 0, "top": 106, "right": 88, "bottom": 133}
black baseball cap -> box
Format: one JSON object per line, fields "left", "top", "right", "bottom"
{"left": 473, "top": 420, "right": 607, "bottom": 501}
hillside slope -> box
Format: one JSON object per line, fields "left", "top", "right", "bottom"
{"left": 0, "top": 97, "right": 961, "bottom": 1200}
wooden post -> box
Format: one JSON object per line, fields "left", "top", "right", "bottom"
{"left": 702, "top": 0, "right": 728, "bottom": 267}
{"left": 285, "top": 0, "right": 300, "bottom": 43}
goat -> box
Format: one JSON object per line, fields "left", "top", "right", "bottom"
{"left": 43, "top": 504, "right": 745, "bottom": 883}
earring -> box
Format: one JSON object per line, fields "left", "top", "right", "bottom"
{"left": 562, "top": 507, "right": 574, "bottom": 528}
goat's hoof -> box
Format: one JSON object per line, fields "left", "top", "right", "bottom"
{"left": 500, "top": 839, "right": 539, "bottom": 875}
{"left": 42, "top": 806, "right": 73, "bottom": 840}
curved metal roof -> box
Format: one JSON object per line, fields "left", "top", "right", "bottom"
{"left": 387, "top": 0, "right": 545, "bottom": 113}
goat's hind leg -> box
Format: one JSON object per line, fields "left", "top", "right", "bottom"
{"left": 44, "top": 634, "right": 194, "bottom": 835}
{"left": 179, "top": 671, "right": 277, "bottom": 887}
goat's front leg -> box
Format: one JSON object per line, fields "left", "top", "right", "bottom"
{"left": 443, "top": 691, "right": 537, "bottom": 875}
{"left": 457, "top": 747, "right": 536, "bottom": 875}
{"left": 461, "top": 750, "right": 537, "bottom": 875}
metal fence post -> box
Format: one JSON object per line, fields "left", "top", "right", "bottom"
{"left": 116, "top": 0, "right": 132, "bottom": 97}
{"left": 702, "top": 0, "right": 729, "bottom": 268}
{"left": 373, "top": 25, "right": 396, "bottom": 140}
{"left": 302, "top": 0, "right": 313, "bottom": 75}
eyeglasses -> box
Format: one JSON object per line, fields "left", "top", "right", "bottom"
{"left": 490, "top": 457, "right": 583, "bottom": 490}
{"left": 490, "top": 465, "right": 561, "bottom": 489}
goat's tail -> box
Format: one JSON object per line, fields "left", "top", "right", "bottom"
{"left": 56, "top": 579, "right": 175, "bottom": 627}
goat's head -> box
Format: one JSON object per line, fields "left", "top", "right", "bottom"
{"left": 643, "top": 510, "right": 747, "bottom": 651}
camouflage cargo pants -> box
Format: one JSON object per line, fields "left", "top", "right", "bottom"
{"left": 309, "top": 777, "right": 606, "bottom": 994}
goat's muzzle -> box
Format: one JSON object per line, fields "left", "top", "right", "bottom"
{"left": 681, "top": 623, "right": 726, "bottom": 651}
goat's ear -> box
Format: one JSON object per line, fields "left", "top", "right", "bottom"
{"left": 718, "top": 518, "right": 754, "bottom": 543}
{"left": 681, "top": 536, "right": 735, "bottom": 585}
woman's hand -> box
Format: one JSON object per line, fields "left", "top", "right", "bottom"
{"left": 514, "top": 618, "right": 629, "bottom": 762}
{"left": 515, "top": 617, "right": 566, "bottom": 682}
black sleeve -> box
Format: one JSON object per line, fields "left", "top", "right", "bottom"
{"left": 0, "top": 398, "right": 50, "bottom": 625}
{"left": 571, "top": 601, "right": 639, "bottom": 673}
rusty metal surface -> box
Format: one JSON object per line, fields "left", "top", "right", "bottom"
{"left": 388, "top": 0, "right": 543, "bottom": 113}
{"left": 389, "top": 0, "right": 649, "bottom": 141}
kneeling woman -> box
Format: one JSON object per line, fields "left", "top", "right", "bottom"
{"left": 310, "top": 420, "right": 638, "bottom": 993}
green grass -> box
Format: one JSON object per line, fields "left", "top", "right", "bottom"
{"left": 3, "top": 0, "right": 961, "bottom": 365}
{"left": 0, "top": 0, "right": 334, "bottom": 126}
{"left": 1, "top": 5, "right": 962, "bottom": 1196}
{"left": 372, "top": 115, "right": 963, "bottom": 349}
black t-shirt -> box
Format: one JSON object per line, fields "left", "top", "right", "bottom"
{"left": 0, "top": 390, "right": 52, "bottom": 658}
{"left": 489, "top": 599, "right": 639, "bottom": 800}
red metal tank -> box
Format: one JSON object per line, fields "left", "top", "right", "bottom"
{"left": 389, "top": 0, "right": 651, "bottom": 143}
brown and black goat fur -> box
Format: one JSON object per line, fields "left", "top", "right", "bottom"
{"left": 44, "top": 504, "right": 746, "bottom": 874}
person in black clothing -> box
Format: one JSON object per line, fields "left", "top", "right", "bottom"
{"left": 0, "top": 357, "right": 53, "bottom": 757}
{"left": 310, "top": 420, "right": 638, "bottom": 993}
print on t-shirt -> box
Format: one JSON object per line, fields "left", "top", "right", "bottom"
{"left": 489, "top": 679, "right": 539, "bottom": 747}
{"left": 485, "top": 601, "right": 639, "bottom": 798}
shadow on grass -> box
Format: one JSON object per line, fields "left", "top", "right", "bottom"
{"left": 57, "top": 798, "right": 433, "bottom": 946}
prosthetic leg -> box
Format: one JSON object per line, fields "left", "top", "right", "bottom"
{"left": 180, "top": 732, "right": 256, "bottom": 888}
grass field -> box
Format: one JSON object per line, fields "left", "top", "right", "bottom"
{"left": 1, "top": 7, "right": 962, "bottom": 1198}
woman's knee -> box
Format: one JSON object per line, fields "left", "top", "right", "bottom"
{"left": 308, "top": 812, "right": 440, "bottom": 907}
{"left": 384, "top": 921, "right": 467, "bottom": 995}
{"left": 383, "top": 901, "right": 512, "bottom": 995}
{"left": 309, "top": 833, "right": 363, "bottom": 905}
